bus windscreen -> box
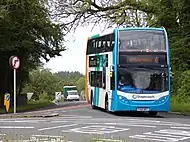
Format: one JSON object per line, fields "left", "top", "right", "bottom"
{"left": 119, "top": 30, "right": 166, "bottom": 51}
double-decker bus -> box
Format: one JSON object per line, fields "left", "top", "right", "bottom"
{"left": 85, "top": 27, "right": 170, "bottom": 116}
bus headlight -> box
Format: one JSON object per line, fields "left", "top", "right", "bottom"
{"left": 118, "top": 95, "right": 129, "bottom": 104}
{"left": 158, "top": 95, "right": 168, "bottom": 103}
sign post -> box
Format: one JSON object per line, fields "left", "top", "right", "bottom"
{"left": 9, "top": 56, "right": 20, "bottom": 114}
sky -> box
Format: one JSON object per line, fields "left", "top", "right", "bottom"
{"left": 43, "top": 25, "right": 102, "bottom": 75}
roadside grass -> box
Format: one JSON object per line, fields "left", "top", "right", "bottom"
{"left": 0, "top": 100, "right": 52, "bottom": 114}
{"left": 170, "top": 96, "right": 190, "bottom": 115}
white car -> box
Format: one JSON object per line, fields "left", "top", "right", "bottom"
{"left": 66, "top": 90, "right": 80, "bottom": 101}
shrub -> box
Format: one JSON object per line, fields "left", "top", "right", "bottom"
{"left": 173, "top": 70, "right": 190, "bottom": 103}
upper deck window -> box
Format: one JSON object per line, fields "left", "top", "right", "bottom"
{"left": 119, "top": 30, "right": 166, "bottom": 52}
{"left": 86, "top": 33, "right": 115, "bottom": 55}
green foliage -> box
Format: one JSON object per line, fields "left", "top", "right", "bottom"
{"left": 53, "top": 0, "right": 190, "bottom": 106}
{"left": 22, "top": 68, "right": 64, "bottom": 100}
{"left": 22, "top": 68, "right": 85, "bottom": 101}
{"left": 0, "top": 0, "right": 65, "bottom": 106}
{"left": 0, "top": 100, "right": 51, "bottom": 114}
{"left": 174, "top": 70, "right": 190, "bottom": 102}
{"left": 39, "top": 92, "right": 51, "bottom": 101}
{"left": 76, "top": 77, "right": 85, "bottom": 93}
{"left": 55, "top": 71, "right": 84, "bottom": 85}
{"left": 170, "top": 95, "right": 190, "bottom": 114}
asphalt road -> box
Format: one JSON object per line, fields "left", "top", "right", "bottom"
{"left": 0, "top": 101, "right": 190, "bottom": 142}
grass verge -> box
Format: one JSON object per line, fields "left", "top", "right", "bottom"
{"left": 0, "top": 100, "right": 52, "bottom": 114}
{"left": 170, "top": 96, "right": 190, "bottom": 115}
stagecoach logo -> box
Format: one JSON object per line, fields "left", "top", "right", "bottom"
{"left": 132, "top": 95, "right": 155, "bottom": 99}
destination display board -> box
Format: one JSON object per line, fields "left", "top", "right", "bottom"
{"left": 89, "top": 54, "right": 108, "bottom": 67}
{"left": 119, "top": 53, "right": 167, "bottom": 65}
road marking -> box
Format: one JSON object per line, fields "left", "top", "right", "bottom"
{"left": 30, "top": 135, "right": 68, "bottom": 142}
{"left": 92, "top": 138, "right": 123, "bottom": 142}
{"left": 0, "top": 126, "right": 34, "bottom": 129}
{"left": 31, "top": 135, "right": 65, "bottom": 138}
{"left": 50, "top": 120, "right": 68, "bottom": 123}
{"left": 171, "top": 127, "right": 190, "bottom": 130}
{"left": 38, "top": 124, "right": 77, "bottom": 131}
{"left": 129, "top": 129, "right": 190, "bottom": 142}
{"left": 104, "top": 123, "right": 156, "bottom": 128}
{"left": 0, "top": 134, "right": 6, "bottom": 136}
{"left": 0, "top": 120, "right": 46, "bottom": 123}
{"left": 155, "top": 129, "right": 190, "bottom": 136}
{"left": 67, "top": 125, "right": 129, "bottom": 134}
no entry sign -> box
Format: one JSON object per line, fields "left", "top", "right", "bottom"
{"left": 9, "top": 56, "right": 20, "bottom": 69}
{"left": 9, "top": 55, "right": 21, "bottom": 114}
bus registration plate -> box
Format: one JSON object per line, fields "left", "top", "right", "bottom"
{"left": 137, "top": 108, "right": 149, "bottom": 111}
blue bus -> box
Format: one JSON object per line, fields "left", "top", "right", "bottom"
{"left": 85, "top": 27, "right": 170, "bottom": 116}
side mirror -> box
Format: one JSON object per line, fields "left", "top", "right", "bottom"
{"left": 110, "top": 65, "right": 114, "bottom": 71}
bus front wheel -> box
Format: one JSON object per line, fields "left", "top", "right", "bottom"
{"left": 91, "top": 92, "right": 95, "bottom": 109}
{"left": 105, "top": 95, "right": 109, "bottom": 112}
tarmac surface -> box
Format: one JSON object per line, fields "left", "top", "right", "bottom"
{"left": 0, "top": 101, "right": 190, "bottom": 142}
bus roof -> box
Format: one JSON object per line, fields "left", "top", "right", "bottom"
{"left": 88, "top": 28, "right": 114, "bottom": 39}
{"left": 88, "top": 27, "right": 164, "bottom": 40}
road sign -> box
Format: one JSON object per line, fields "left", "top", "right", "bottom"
{"left": 9, "top": 56, "right": 20, "bottom": 69}
{"left": 55, "top": 92, "right": 62, "bottom": 100}
{"left": 9, "top": 55, "right": 20, "bottom": 114}
{"left": 4, "top": 93, "right": 10, "bottom": 113}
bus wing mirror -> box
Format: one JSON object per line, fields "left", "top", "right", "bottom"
{"left": 110, "top": 65, "right": 114, "bottom": 71}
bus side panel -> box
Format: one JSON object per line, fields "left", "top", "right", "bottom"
{"left": 88, "top": 60, "right": 104, "bottom": 108}
{"left": 110, "top": 28, "right": 117, "bottom": 112}
{"left": 163, "top": 27, "right": 171, "bottom": 111}
{"left": 94, "top": 53, "right": 101, "bottom": 107}
{"left": 85, "top": 54, "right": 90, "bottom": 103}
{"left": 98, "top": 52, "right": 112, "bottom": 109}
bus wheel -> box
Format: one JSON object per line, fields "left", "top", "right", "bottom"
{"left": 149, "top": 111, "right": 158, "bottom": 116}
{"left": 105, "top": 96, "right": 109, "bottom": 112}
{"left": 91, "top": 92, "right": 95, "bottom": 109}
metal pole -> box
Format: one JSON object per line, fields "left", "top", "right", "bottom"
{"left": 14, "top": 69, "right": 16, "bottom": 114}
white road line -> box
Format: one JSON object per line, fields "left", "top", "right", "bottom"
{"left": 0, "top": 134, "right": 6, "bottom": 136}
{"left": 130, "top": 129, "right": 190, "bottom": 142}
{"left": 50, "top": 121, "right": 68, "bottom": 123}
{"left": 104, "top": 123, "right": 156, "bottom": 128}
{"left": 0, "top": 126, "right": 34, "bottom": 129}
{"left": 126, "top": 124, "right": 156, "bottom": 128}
{"left": 92, "top": 138, "right": 123, "bottom": 142}
{"left": 171, "top": 127, "right": 190, "bottom": 130}
{"left": 38, "top": 124, "right": 78, "bottom": 131}
{"left": 129, "top": 135, "right": 169, "bottom": 142}
{"left": 0, "top": 120, "right": 43, "bottom": 123}
{"left": 30, "top": 135, "right": 69, "bottom": 142}
{"left": 31, "top": 135, "right": 65, "bottom": 138}
{"left": 144, "top": 132, "right": 183, "bottom": 138}
{"left": 68, "top": 125, "right": 129, "bottom": 134}
{"left": 155, "top": 129, "right": 190, "bottom": 136}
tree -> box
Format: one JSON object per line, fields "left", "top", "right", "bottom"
{"left": 22, "top": 68, "right": 85, "bottom": 101}
{"left": 55, "top": 71, "right": 84, "bottom": 85}
{"left": 76, "top": 77, "right": 85, "bottom": 93}
{"left": 50, "top": 0, "right": 190, "bottom": 98}
{"left": 49, "top": 0, "right": 156, "bottom": 31}
{"left": 23, "top": 68, "right": 64, "bottom": 100}
{"left": 0, "top": 0, "right": 65, "bottom": 106}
